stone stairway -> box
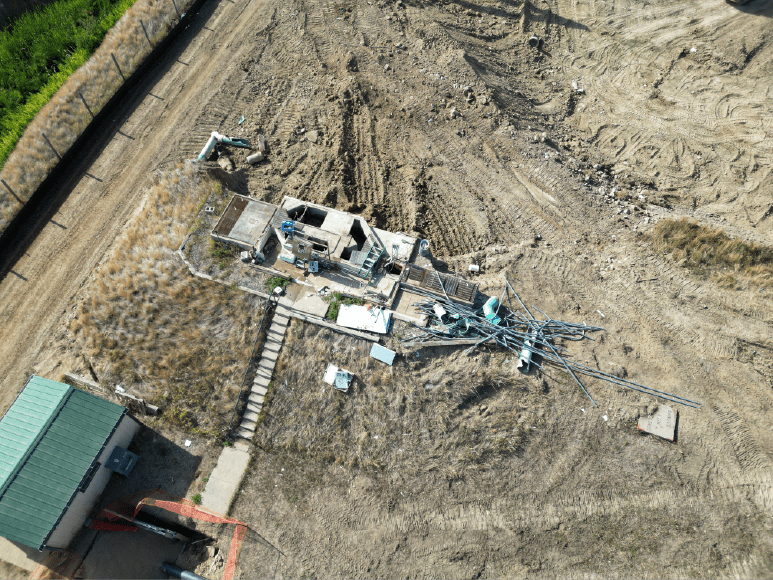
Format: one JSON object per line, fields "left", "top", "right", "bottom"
{"left": 234, "top": 293, "right": 294, "bottom": 446}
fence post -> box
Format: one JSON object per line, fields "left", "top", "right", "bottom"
{"left": 1, "top": 179, "right": 21, "bottom": 203}
{"left": 41, "top": 133, "right": 61, "bottom": 160}
{"left": 110, "top": 53, "right": 126, "bottom": 80}
{"left": 140, "top": 20, "right": 152, "bottom": 47}
{"left": 78, "top": 91, "right": 94, "bottom": 118}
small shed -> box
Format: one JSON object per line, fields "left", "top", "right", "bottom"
{"left": 0, "top": 376, "right": 140, "bottom": 551}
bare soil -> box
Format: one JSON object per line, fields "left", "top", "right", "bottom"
{"left": 1, "top": 0, "right": 772, "bottom": 577}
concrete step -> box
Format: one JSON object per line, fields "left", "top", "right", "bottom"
{"left": 248, "top": 394, "right": 265, "bottom": 406}
{"left": 234, "top": 425, "right": 254, "bottom": 440}
{"left": 252, "top": 385, "right": 268, "bottom": 396}
{"left": 239, "top": 418, "right": 257, "bottom": 431}
{"left": 246, "top": 401, "right": 263, "bottom": 414}
{"left": 243, "top": 410, "right": 260, "bottom": 423}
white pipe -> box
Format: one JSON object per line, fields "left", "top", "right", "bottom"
{"left": 197, "top": 131, "right": 219, "bottom": 160}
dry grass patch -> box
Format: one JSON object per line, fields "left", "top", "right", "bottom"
{"left": 0, "top": 0, "right": 194, "bottom": 235}
{"left": 71, "top": 162, "right": 263, "bottom": 437}
{"left": 255, "top": 320, "right": 548, "bottom": 480}
{"left": 651, "top": 218, "right": 773, "bottom": 289}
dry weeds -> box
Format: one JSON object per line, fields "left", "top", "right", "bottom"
{"left": 0, "top": 0, "right": 195, "bottom": 235}
{"left": 651, "top": 218, "right": 773, "bottom": 290}
{"left": 70, "top": 161, "right": 264, "bottom": 437}
{"left": 255, "top": 320, "right": 548, "bottom": 480}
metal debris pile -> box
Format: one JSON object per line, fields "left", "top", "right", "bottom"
{"left": 403, "top": 276, "right": 700, "bottom": 409}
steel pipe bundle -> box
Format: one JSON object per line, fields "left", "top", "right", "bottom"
{"left": 402, "top": 276, "right": 700, "bottom": 410}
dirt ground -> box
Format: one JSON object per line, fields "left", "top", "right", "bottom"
{"left": 1, "top": 0, "right": 773, "bottom": 577}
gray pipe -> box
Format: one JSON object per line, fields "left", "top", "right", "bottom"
{"left": 161, "top": 562, "right": 209, "bottom": 580}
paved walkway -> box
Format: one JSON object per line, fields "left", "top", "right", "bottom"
{"left": 200, "top": 292, "right": 294, "bottom": 515}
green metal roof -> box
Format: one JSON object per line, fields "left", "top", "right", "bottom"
{"left": 0, "top": 376, "right": 125, "bottom": 550}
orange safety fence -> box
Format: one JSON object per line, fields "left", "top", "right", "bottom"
{"left": 89, "top": 488, "right": 248, "bottom": 580}
{"left": 29, "top": 550, "right": 82, "bottom": 580}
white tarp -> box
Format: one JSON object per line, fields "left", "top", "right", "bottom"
{"left": 336, "top": 304, "right": 392, "bottom": 334}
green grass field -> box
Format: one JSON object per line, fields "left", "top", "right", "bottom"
{"left": 0, "top": 0, "right": 136, "bottom": 168}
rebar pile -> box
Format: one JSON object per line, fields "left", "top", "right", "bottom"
{"left": 402, "top": 276, "right": 701, "bottom": 409}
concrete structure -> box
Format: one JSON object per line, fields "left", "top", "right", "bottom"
{"left": 211, "top": 194, "right": 278, "bottom": 251}
{"left": 211, "top": 195, "right": 420, "bottom": 308}
{"left": 0, "top": 376, "right": 140, "bottom": 551}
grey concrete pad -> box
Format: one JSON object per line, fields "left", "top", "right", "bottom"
{"left": 293, "top": 291, "right": 330, "bottom": 318}
{"left": 249, "top": 394, "right": 265, "bottom": 405}
{"left": 201, "top": 445, "right": 251, "bottom": 515}
{"left": 252, "top": 385, "right": 268, "bottom": 395}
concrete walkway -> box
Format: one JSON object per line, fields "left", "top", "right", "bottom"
{"left": 200, "top": 292, "right": 294, "bottom": 515}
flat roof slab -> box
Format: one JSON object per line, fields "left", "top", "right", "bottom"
{"left": 215, "top": 196, "right": 276, "bottom": 247}
{"left": 321, "top": 211, "right": 355, "bottom": 236}
{"left": 373, "top": 227, "right": 418, "bottom": 262}
{"left": 231, "top": 199, "right": 276, "bottom": 246}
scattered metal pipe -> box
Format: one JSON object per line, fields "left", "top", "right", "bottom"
{"left": 401, "top": 276, "right": 700, "bottom": 409}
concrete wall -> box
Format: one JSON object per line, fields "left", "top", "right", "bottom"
{"left": 45, "top": 415, "right": 140, "bottom": 549}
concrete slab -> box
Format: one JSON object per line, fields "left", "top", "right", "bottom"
{"left": 249, "top": 394, "right": 265, "bottom": 405}
{"left": 213, "top": 195, "right": 276, "bottom": 248}
{"left": 0, "top": 538, "right": 48, "bottom": 573}
{"left": 243, "top": 410, "right": 260, "bottom": 422}
{"left": 252, "top": 385, "right": 268, "bottom": 395}
{"left": 638, "top": 405, "right": 677, "bottom": 441}
{"left": 293, "top": 291, "right": 330, "bottom": 318}
{"left": 201, "top": 446, "right": 251, "bottom": 515}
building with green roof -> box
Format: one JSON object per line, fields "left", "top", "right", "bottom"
{"left": 0, "top": 376, "right": 140, "bottom": 551}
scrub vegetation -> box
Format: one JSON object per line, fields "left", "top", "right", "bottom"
{"left": 255, "top": 320, "right": 542, "bottom": 478}
{"left": 651, "top": 218, "right": 773, "bottom": 289}
{"left": 69, "top": 162, "right": 263, "bottom": 437}
{"left": 0, "top": 0, "right": 138, "bottom": 168}
{"left": 0, "top": 0, "right": 189, "bottom": 236}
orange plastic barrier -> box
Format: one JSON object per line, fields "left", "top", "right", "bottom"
{"left": 29, "top": 550, "right": 82, "bottom": 580}
{"left": 90, "top": 488, "right": 248, "bottom": 580}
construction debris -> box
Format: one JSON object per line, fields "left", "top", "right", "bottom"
{"left": 323, "top": 363, "right": 353, "bottom": 393}
{"left": 369, "top": 344, "right": 396, "bottom": 365}
{"left": 638, "top": 405, "right": 677, "bottom": 441}
{"left": 197, "top": 131, "right": 251, "bottom": 161}
{"left": 337, "top": 304, "right": 391, "bottom": 334}
{"left": 403, "top": 276, "right": 701, "bottom": 410}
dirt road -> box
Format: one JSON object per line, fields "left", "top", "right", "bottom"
{"left": 0, "top": 0, "right": 274, "bottom": 409}
{"left": 2, "top": 0, "right": 773, "bottom": 576}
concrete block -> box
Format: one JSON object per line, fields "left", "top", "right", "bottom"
{"left": 638, "top": 405, "right": 677, "bottom": 441}
{"left": 201, "top": 446, "right": 251, "bottom": 515}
